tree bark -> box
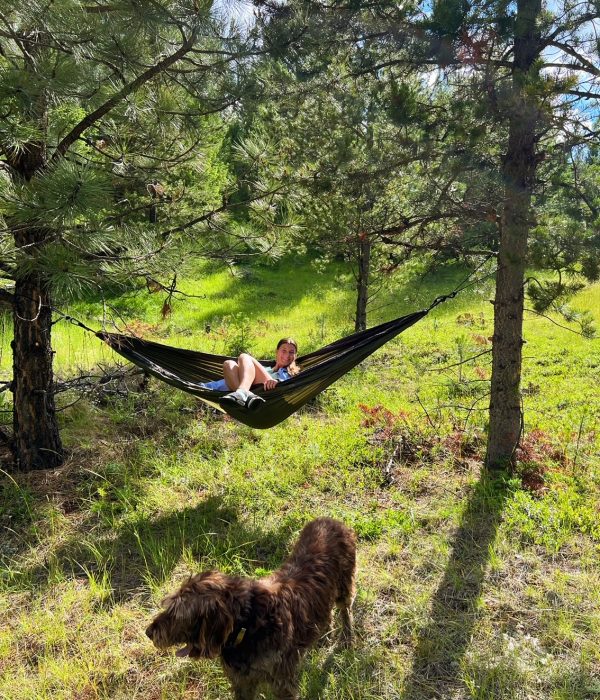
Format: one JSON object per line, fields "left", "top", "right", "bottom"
{"left": 5, "top": 25, "right": 199, "bottom": 471}
{"left": 486, "top": 0, "right": 542, "bottom": 469}
{"left": 12, "top": 271, "right": 63, "bottom": 470}
{"left": 4, "top": 25, "right": 64, "bottom": 471}
{"left": 355, "top": 236, "right": 371, "bottom": 332}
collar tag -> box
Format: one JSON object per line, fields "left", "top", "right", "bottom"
{"left": 234, "top": 627, "right": 246, "bottom": 646}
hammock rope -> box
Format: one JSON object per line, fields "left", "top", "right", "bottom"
{"left": 96, "top": 310, "right": 427, "bottom": 428}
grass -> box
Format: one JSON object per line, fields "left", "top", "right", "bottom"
{"left": 1, "top": 255, "right": 599, "bottom": 699}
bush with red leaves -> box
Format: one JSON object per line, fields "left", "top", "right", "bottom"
{"left": 516, "top": 429, "right": 570, "bottom": 494}
{"left": 358, "top": 404, "right": 410, "bottom": 441}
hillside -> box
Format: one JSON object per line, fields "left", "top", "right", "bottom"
{"left": 1, "top": 258, "right": 599, "bottom": 699}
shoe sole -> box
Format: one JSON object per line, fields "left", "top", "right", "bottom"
{"left": 220, "top": 395, "right": 265, "bottom": 411}
{"left": 220, "top": 396, "right": 246, "bottom": 408}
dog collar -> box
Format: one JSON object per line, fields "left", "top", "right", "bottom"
{"left": 233, "top": 627, "right": 246, "bottom": 646}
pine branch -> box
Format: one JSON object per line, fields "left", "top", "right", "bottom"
{"left": 565, "top": 89, "right": 600, "bottom": 99}
{"left": 557, "top": 181, "right": 598, "bottom": 218}
{"left": 52, "top": 29, "right": 199, "bottom": 162}
{"left": 82, "top": 4, "right": 121, "bottom": 13}
{"left": 524, "top": 307, "right": 596, "bottom": 337}
{"left": 424, "top": 349, "right": 492, "bottom": 373}
{"left": 543, "top": 61, "right": 600, "bottom": 74}
{"left": 547, "top": 40, "right": 600, "bottom": 77}
{"left": 0, "top": 259, "right": 16, "bottom": 277}
{"left": 543, "top": 12, "right": 600, "bottom": 44}
{"left": 159, "top": 185, "right": 288, "bottom": 238}
{"left": 349, "top": 57, "right": 513, "bottom": 78}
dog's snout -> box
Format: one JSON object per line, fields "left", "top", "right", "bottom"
{"left": 145, "top": 623, "right": 154, "bottom": 639}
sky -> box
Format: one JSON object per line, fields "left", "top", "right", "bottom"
{"left": 212, "top": 0, "right": 256, "bottom": 34}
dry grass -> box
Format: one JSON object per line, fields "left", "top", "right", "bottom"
{"left": 1, "top": 265, "right": 599, "bottom": 699}
{"left": 1, "top": 395, "right": 599, "bottom": 699}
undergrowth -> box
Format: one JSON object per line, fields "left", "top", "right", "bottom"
{"left": 0, "top": 257, "right": 599, "bottom": 699}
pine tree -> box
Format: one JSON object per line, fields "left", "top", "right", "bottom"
{"left": 251, "top": 0, "right": 600, "bottom": 468}
{"left": 420, "top": 0, "right": 599, "bottom": 467}
{"left": 0, "top": 1, "right": 254, "bottom": 470}
{"left": 233, "top": 55, "right": 475, "bottom": 331}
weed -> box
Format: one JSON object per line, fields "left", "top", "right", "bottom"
{"left": 505, "top": 487, "right": 600, "bottom": 552}
{"left": 350, "top": 508, "right": 415, "bottom": 542}
{"left": 220, "top": 313, "right": 257, "bottom": 357}
{"left": 0, "top": 263, "right": 598, "bottom": 699}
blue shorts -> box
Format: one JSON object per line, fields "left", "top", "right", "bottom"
{"left": 201, "top": 367, "right": 290, "bottom": 392}
{"left": 201, "top": 379, "right": 229, "bottom": 391}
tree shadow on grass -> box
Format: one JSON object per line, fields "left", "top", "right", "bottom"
{"left": 17, "top": 494, "right": 293, "bottom": 606}
{"left": 400, "top": 471, "right": 511, "bottom": 700}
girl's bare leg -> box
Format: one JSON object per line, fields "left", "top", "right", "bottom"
{"left": 249, "top": 357, "right": 273, "bottom": 385}
{"left": 223, "top": 354, "right": 259, "bottom": 392}
{"left": 223, "top": 360, "right": 241, "bottom": 390}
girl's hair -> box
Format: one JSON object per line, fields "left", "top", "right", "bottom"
{"left": 277, "top": 337, "right": 301, "bottom": 376}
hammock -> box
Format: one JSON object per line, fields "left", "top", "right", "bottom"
{"left": 98, "top": 309, "right": 427, "bottom": 428}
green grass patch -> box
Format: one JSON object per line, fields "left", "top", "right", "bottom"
{"left": 1, "top": 258, "right": 599, "bottom": 698}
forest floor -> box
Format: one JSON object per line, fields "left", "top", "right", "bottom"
{"left": 1, "top": 257, "right": 599, "bottom": 699}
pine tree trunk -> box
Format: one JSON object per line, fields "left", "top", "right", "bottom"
{"left": 355, "top": 237, "right": 371, "bottom": 332}
{"left": 12, "top": 271, "right": 63, "bottom": 471}
{"left": 9, "top": 131, "right": 64, "bottom": 470}
{"left": 486, "top": 0, "right": 541, "bottom": 469}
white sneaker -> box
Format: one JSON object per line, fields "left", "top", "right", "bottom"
{"left": 221, "top": 390, "right": 265, "bottom": 411}
{"left": 221, "top": 389, "right": 249, "bottom": 407}
{"left": 245, "top": 391, "right": 265, "bottom": 411}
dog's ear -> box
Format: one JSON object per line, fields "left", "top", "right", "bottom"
{"left": 195, "top": 597, "right": 234, "bottom": 658}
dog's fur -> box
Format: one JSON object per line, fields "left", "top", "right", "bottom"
{"left": 146, "top": 517, "right": 356, "bottom": 700}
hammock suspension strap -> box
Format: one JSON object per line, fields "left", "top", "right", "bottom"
{"left": 35, "top": 261, "right": 496, "bottom": 429}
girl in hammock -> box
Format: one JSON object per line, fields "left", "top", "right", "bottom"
{"left": 202, "top": 338, "right": 300, "bottom": 410}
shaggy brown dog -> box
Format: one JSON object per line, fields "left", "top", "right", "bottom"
{"left": 146, "top": 517, "right": 356, "bottom": 700}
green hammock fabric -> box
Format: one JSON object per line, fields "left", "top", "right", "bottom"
{"left": 98, "top": 309, "right": 427, "bottom": 428}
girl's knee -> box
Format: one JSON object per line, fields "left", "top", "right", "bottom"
{"left": 238, "top": 353, "right": 253, "bottom": 363}
{"left": 224, "top": 359, "right": 237, "bottom": 371}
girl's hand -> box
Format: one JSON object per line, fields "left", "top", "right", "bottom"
{"left": 264, "top": 379, "right": 278, "bottom": 390}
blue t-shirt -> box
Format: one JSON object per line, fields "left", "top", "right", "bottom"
{"left": 265, "top": 366, "right": 292, "bottom": 381}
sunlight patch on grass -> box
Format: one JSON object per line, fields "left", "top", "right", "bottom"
{"left": 1, "top": 264, "right": 599, "bottom": 699}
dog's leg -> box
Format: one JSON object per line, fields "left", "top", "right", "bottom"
{"left": 271, "top": 677, "right": 299, "bottom": 700}
{"left": 336, "top": 577, "right": 356, "bottom": 649}
{"left": 271, "top": 656, "right": 301, "bottom": 700}
{"left": 232, "top": 678, "right": 259, "bottom": 700}
{"left": 337, "top": 600, "right": 354, "bottom": 648}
